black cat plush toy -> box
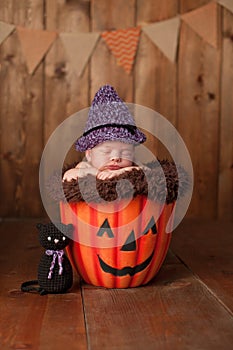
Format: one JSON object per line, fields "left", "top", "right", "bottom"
{"left": 21, "top": 222, "right": 73, "bottom": 295}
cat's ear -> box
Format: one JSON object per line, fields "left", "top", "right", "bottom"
{"left": 36, "top": 223, "right": 43, "bottom": 231}
{"left": 66, "top": 224, "right": 73, "bottom": 234}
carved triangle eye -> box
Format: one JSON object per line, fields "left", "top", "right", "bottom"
{"left": 142, "top": 216, "right": 157, "bottom": 235}
{"left": 97, "top": 219, "right": 114, "bottom": 238}
{"left": 121, "top": 230, "right": 136, "bottom": 251}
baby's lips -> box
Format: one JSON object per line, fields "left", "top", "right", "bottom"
{"left": 99, "top": 164, "right": 118, "bottom": 171}
{"left": 106, "top": 165, "right": 121, "bottom": 170}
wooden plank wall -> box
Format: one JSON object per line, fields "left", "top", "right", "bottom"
{"left": 0, "top": 0, "right": 232, "bottom": 220}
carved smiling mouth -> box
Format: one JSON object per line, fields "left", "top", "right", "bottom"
{"left": 97, "top": 251, "right": 154, "bottom": 277}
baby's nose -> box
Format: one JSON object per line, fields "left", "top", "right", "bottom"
{"left": 111, "top": 154, "right": 121, "bottom": 162}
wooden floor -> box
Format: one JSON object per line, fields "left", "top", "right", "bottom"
{"left": 0, "top": 218, "right": 233, "bottom": 350}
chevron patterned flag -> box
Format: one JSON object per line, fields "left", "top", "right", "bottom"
{"left": 101, "top": 26, "right": 141, "bottom": 74}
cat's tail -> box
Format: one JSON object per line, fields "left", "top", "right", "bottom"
{"left": 21, "top": 280, "right": 47, "bottom": 295}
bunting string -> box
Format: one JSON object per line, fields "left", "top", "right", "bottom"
{"left": 0, "top": 0, "right": 230, "bottom": 75}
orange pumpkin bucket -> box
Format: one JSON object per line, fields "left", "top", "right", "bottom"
{"left": 60, "top": 197, "right": 174, "bottom": 288}
{"left": 59, "top": 161, "right": 182, "bottom": 288}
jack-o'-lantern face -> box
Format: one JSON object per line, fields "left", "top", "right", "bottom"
{"left": 60, "top": 196, "right": 174, "bottom": 288}
{"left": 96, "top": 216, "right": 157, "bottom": 278}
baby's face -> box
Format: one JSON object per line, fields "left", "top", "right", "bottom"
{"left": 85, "top": 141, "right": 134, "bottom": 171}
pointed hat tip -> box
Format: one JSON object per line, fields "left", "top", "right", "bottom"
{"left": 92, "top": 84, "right": 122, "bottom": 105}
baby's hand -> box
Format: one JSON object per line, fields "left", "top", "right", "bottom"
{"left": 97, "top": 170, "right": 116, "bottom": 180}
{"left": 97, "top": 166, "right": 139, "bottom": 180}
{"left": 63, "top": 169, "right": 82, "bottom": 181}
{"left": 63, "top": 167, "right": 97, "bottom": 181}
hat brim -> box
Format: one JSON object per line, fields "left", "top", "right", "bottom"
{"left": 75, "top": 126, "right": 146, "bottom": 152}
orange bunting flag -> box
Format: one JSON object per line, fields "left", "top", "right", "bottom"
{"left": 16, "top": 26, "right": 57, "bottom": 74}
{"left": 101, "top": 26, "right": 141, "bottom": 74}
{"left": 0, "top": 21, "right": 15, "bottom": 45}
{"left": 181, "top": 2, "right": 219, "bottom": 48}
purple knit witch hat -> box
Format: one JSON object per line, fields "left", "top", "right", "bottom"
{"left": 75, "top": 85, "right": 146, "bottom": 151}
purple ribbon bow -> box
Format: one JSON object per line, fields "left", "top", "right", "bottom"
{"left": 46, "top": 249, "right": 64, "bottom": 279}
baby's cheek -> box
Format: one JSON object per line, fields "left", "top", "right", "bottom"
{"left": 98, "top": 158, "right": 107, "bottom": 169}
{"left": 122, "top": 159, "right": 133, "bottom": 167}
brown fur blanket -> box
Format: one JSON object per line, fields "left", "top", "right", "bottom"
{"left": 47, "top": 160, "right": 190, "bottom": 204}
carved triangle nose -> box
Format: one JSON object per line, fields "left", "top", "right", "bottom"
{"left": 121, "top": 230, "right": 136, "bottom": 251}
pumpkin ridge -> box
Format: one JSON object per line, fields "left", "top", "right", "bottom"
{"left": 90, "top": 205, "right": 104, "bottom": 287}
{"left": 141, "top": 203, "right": 174, "bottom": 285}
{"left": 128, "top": 195, "right": 145, "bottom": 287}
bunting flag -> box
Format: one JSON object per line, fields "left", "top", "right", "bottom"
{"left": 60, "top": 32, "right": 100, "bottom": 77}
{"left": 0, "top": 21, "right": 15, "bottom": 45}
{"left": 0, "top": 1, "right": 224, "bottom": 76}
{"left": 181, "top": 2, "right": 219, "bottom": 49}
{"left": 16, "top": 26, "right": 57, "bottom": 74}
{"left": 101, "top": 26, "right": 141, "bottom": 74}
{"left": 142, "top": 17, "right": 180, "bottom": 62}
{"left": 217, "top": 0, "right": 233, "bottom": 14}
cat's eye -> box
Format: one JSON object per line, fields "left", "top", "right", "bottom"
{"left": 62, "top": 236, "right": 66, "bottom": 241}
{"left": 47, "top": 236, "right": 52, "bottom": 241}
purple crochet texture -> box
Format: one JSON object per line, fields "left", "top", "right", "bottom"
{"left": 75, "top": 85, "right": 146, "bottom": 151}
